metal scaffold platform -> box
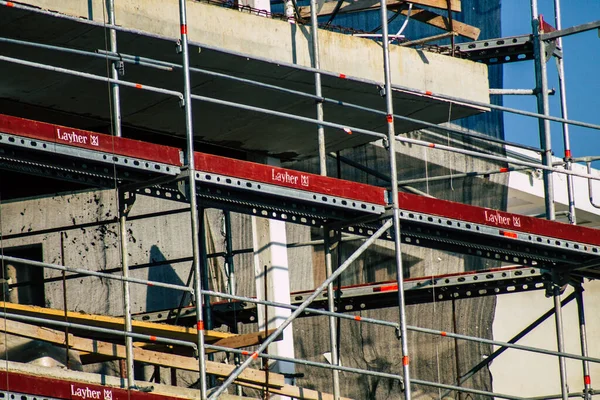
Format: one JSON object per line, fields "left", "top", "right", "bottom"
{"left": 0, "top": 0, "right": 600, "bottom": 400}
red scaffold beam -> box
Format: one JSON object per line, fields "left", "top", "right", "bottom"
{"left": 398, "top": 192, "right": 600, "bottom": 247}
{"left": 0, "top": 114, "right": 182, "bottom": 166}
{"left": 194, "top": 152, "right": 387, "bottom": 205}
{"left": 0, "top": 370, "right": 181, "bottom": 400}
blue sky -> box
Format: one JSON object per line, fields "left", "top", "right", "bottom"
{"left": 502, "top": 1, "right": 600, "bottom": 162}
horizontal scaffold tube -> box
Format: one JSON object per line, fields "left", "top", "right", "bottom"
{"left": 207, "top": 344, "right": 404, "bottom": 382}
{"left": 204, "top": 287, "right": 600, "bottom": 365}
{"left": 0, "top": 255, "right": 193, "bottom": 293}
{"left": 100, "top": 50, "right": 540, "bottom": 153}
{"left": 0, "top": 55, "right": 182, "bottom": 99}
{"left": 394, "top": 135, "right": 600, "bottom": 183}
{"left": 190, "top": 93, "right": 386, "bottom": 140}
{"left": 407, "top": 325, "right": 600, "bottom": 365}
{"left": 0, "top": 37, "right": 173, "bottom": 71}
{"left": 208, "top": 344, "right": 525, "bottom": 400}
{"left": 0, "top": 311, "right": 196, "bottom": 349}
{"left": 202, "top": 289, "right": 397, "bottom": 329}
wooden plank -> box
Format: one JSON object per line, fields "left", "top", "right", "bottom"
{"left": 133, "top": 329, "right": 278, "bottom": 356}
{"left": 0, "top": 302, "right": 233, "bottom": 343}
{"left": 298, "top": 0, "right": 460, "bottom": 19}
{"left": 0, "top": 317, "right": 285, "bottom": 388}
{"left": 208, "top": 329, "right": 277, "bottom": 353}
{"left": 395, "top": 6, "right": 480, "bottom": 40}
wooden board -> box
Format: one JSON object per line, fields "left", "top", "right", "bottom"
{"left": 134, "top": 330, "right": 278, "bottom": 356}
{"left": 298, "top": 0, "right": 461, "bottom": 18}
{"left": 0, "top": 302, "right": 233, "bottom": 343}
{"left": 0, "top": 317, "right": 284, "bottom": 388}
{"left": 396, "top": 6, "right": 480, "bottom": 40}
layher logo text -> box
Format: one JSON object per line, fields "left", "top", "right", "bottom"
{"left": 271, "top": 168, "right": 310, "bottom": 187}
{"left": 484, "top": 210, "right": 521, "bottom": 228}
{"left": 70, "top": 385, "right": 113, "bottom": 400}
{"left": 56, "top": 128, "right": 100, "bottom": 147}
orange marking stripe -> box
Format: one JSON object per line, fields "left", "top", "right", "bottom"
{"left": 500, "top": 230, "right": 518, "bottom": 239}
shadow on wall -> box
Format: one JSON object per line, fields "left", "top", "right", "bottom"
{"left": 146, "top": 245, "right": 190, "bottom": 313}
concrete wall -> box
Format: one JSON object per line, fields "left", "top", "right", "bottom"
{"left": 21, "top": 0, "right": 489, "bottom": 105}
{"left": 492, "top": 283, "right": 600, "bottom": 397}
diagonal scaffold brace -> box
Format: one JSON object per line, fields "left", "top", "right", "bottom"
{"left": 208, "top": 218, "right": 394, "bottom": 399}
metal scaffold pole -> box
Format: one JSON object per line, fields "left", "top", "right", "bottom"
{"left": 575, "top": 285, "right": 593, "bottom": 400}
{"left": 106, "top": 0, "right": 122, "bottom": 138}
{"left": 309, "top": 2, "right": 340, "bottom": 396}
{"left": 323, "top": 228, "right": 341, "bottom": 399}
{"left": 177, "top": 0, "right": 208, "bottom": 397}
{"left": 309, "top": 0, "right": 327, "bottom": 176}
{"left": 553, "top": 0, "right": 576, "bottom": 225}
{"left": 552, "top": 283, "right": 569, "bottom": 400}
{"left": 531, "top": 0, "right": 555, "bottom": 221}
{"left": 118, "top": 191, "right": 135, "bottom": 389}
{"left": 379, "top": 1, "right": 411, "bottom": 398}
{"left": 532, "top": 1, "right": 566, "bottom": 397}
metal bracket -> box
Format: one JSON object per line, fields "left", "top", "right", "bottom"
{"left": 119, "top": 190, "right": 137, "bottom": 216}
{"left": 177, "top": 168, "right": 191, "bottom": 199}
{"left": 545, "top": 270, "right": 570, "bottom": 297}
{"left": 543, "top": 40, "right": 557, "bottom": 63}
{"left": 115, "top": 57, "right": 125, "bottom": 77}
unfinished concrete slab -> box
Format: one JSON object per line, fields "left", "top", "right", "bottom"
{"left": 0, "top": 0, "right": 489, "bottom": 159}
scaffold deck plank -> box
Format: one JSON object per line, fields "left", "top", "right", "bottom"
{"left": 0, "top": 302, "right": 233, "bottom": 343}
{"left": 135, "top": 266, "right": 547, "bottom": 325}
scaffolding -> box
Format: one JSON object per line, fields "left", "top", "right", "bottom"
{"left": 0, "top": 0, "right": 599, "bottom": 399}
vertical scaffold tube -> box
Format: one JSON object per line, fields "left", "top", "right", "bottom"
{"left": 106, "top": 0, "right": 122, "bottom": 137}
{"left": 310, "top": 3, "right": 339, "bottom": 396}
{"left": 553, "top": 284, "right": 569, "bottom": 400}
{"left": 379, "top": 2, "right": 411, "bottom": 399}
{"left": 224, "top": 211, "right": 243, "bottom": 396}
{"left": 575, "top": 286, "right": 592, "bottom": 400}
{"left": 118, "top": 192, "right": 134, "bottom": 389}
{"left": 530, "top": 0, "right": 555, "bottom": 221}
{"left": 309, "top": 0, "right": 327, "bottom": 176}
{"left": 324, "top": 229, "right": 341, "bottom": 399}
{"left": 178, "top": 0, "right": 208, "bottom": 397}
{"left": 553, "top": 0, "right": 576, "bottom": 225}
